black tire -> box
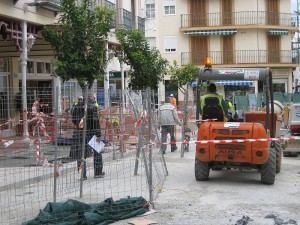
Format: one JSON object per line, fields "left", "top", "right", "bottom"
{"left": 195, "top": 158, "right": 210, "bottom": 181}
{"left": 274, "top": 141, "right": 282, "bottom": 173}
{"left": 261, "top": 147, "right": 276, "bottom": 185}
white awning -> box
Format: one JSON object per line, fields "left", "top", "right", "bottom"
{"left": 188, "top": 80, "right": 197, "bottom": 88}
{"left": 269, "top": 29, "right": 288, "bottom": 35}
{"left": 216, "top": 80, "right": 253, "bottom": 86}
{"left": 183, "top": 29, "right": 237, "bottom": 35}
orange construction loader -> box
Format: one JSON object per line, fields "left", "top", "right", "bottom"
{"left": 195, "top": 60, "right": 282, "bottom": 185}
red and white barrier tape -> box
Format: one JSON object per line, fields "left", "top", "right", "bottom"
{"left": 135, "top": 110, "right": 148, "bottom": 127}
{"left": 156, "top": 137, "right": 300, "bottom": 145}
{"left": 34, "top": 139, "right": 41, "bottom": 162}
{"left": 32, "top": 100, "right": 52, "bottom": 143}
{"left": 0, "top": 120, "right": 11, "bottom": 128}
{"left": 195, "top": 119, "right": 218, "bottom": 122}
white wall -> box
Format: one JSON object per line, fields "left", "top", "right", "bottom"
{"left": 235, "top": 29, "right": 267, "bottom": 51}
{"left": 209, "top": 0, "right": 220, "bottom": 13}
{"left": 210, "top": 37, "right": 221, "bottom": 51}
{"left": 157, "top": 0, "right": 189, "bottom": 65}
{"left": 235, "top": 0, "right": 261, "bottom": 11}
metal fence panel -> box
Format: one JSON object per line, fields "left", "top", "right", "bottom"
{"left": 0, "top": 86, "right": 167, "bottom": 225}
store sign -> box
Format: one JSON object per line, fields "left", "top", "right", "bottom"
{"left": 109, "top": 71, "right": 127, "bottom": 79}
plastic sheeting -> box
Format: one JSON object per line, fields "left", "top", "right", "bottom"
{"left": 22, "top": 197, "right": 149, "bottom": 225}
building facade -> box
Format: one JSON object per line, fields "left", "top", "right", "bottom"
{"left": 0, "top": 0, "right": 145, "bottom": 121}
{"left": 0, "top": 0, "right": 60, "bottom": 122}
{"left": 144, "top": 0, "right": 298, "bottom": 106}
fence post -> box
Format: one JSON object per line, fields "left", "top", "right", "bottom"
{"left": 80, "top": 86, "right": 88, "bottom": 198}
{"left": 181, "top": 90, "right": 188, "bottom": 158}
{"left": 146, "top": 88, "right": 154, "bottom": 206}
{"left": 53, "top": 86, "right": 59, "bottom": 202}
{"left": 118, "top": 96, "right": 125, "bottom": 156}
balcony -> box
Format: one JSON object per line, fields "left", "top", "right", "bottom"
{"left": 115, "top": 9, "right": 145, "bottom": 34}
{"left": 181, "top": 50, "right": 298, "bottom": 67}
{"left": 32, "top": 0, "right": 60, "bottom": 13}
{"left": 181, "top": 11, "right": 298, "bottom": 31}
{"left": 105, "top": 0, "right": 116, "bottom": 29}
{"left": 138, "top": 16, "right": 145, "bottom": 34}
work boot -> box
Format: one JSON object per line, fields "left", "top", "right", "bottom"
{"left": 171, "top": 146, "right": 178, "bottom": 152}
{"left": 94, "top": 172, "right": 105, "bottom": 178}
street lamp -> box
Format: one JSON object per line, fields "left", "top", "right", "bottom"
{"left": 21, "top": 21, "right": 36, "bottom": 139}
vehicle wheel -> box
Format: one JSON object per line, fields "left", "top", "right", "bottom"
{"left": 283, "top": 151, "right": 298, "bottom": 157}
{"left": 195, "top": 158, "right": 209, "bottom": 181}
{"left": 261, "top": 147, "right": 276, "bottom": 185}
{"left": 274, "top": 141, "right": 282, "bottom": 173}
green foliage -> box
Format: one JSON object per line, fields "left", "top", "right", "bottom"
{"left": 116, "top": 29, "right": 169, "bottom": 90}
{"left": 169, "top": 60, "right": 198, "bottom": 92}
{"left": 42, "top": 0, "right": 114, "bottom": 89}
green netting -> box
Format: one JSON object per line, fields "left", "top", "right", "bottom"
{"left": 256, "top": 93, "right": 266, "bottom": 108}
{"left": 248, "top": 94, "right": 257, "bottom": 110}
{"left": 273, "top": 93, "right": 292, "bottom": 105}
{"left": 292, "top": 93, "right": 300, "bottom": 103}
{"left": 234, "top": 96, "right": 248, "bottom": 110}
{"left": 22, "top": 197, "right": 149, "bottom": 225}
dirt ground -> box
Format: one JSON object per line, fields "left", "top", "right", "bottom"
{"left": 116, "top": 143, "right": 300, "bottom": 225}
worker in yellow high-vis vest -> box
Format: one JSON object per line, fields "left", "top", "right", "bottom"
{"left": 200, "top": 83, "right": 228, "bottom": 122}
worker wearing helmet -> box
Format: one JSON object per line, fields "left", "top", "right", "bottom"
{"left": 169, "top": 94, "right": 177, "bottom": 109}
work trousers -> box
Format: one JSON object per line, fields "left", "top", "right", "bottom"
{"left": 77, "top": 134, "right": 103, "bottom": 177}
{"left": 161, "top": 125, "right": 177, "bottom": 153}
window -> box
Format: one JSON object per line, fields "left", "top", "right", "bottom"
{"left": 27, "top": 61, "right": 34, "bottom": 73}
{"left": 164, "top": 0, "right": 176, "bottom": 15}
{"left": 273, "top": 78, "right": 288, "bottom": 93}
{"left": 37, "top": 62, "right": 51, "bottom": 74}
{"left": 164, "top": 36, "right": 177, "bottom": 53}
{"left": 164, "top": 5, "right": 175, "bottom": 15}
{"left": 146, "top": 4, "right": 155, "bottom": 19}
{"left": 147, "top": 37, "right": 156, "bottom": 48}
{"left": 18, "top": 60, "right": 52, "bottom": 74}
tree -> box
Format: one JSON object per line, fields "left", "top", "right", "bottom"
{"left": 116, "top": 29, "right": 169, "bottom": 90}
{"left": 169, "top": 60, "right": 198, "bottom": 157}
{"left": 169, "top": 60, "right": 198, "bottom": 93}
{"left": 42, "top": 0, "right": 114, "bottom": 89}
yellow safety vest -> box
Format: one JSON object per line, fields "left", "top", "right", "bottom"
{"left": 200, "top": 94, "right": 227, "bottom": 121}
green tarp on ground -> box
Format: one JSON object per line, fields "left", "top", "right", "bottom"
{"left": 22, "top": 196, "right": 149, "bottom": 225}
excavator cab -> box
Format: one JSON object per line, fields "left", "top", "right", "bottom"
{"left": 195, "top": 59, "right": 282, "bottom": 185}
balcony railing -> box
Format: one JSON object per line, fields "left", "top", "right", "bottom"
{"left": 181, "top": 50, "right": 297, "bottom": 66}
{"left": 105, "top": 1, "right": 116, "bottom": 29}
{"left": 105, "top": 0, "right": 115, "bottom": 9}
{"left": 34, "top": 0, "right": 61, "bottom": 12}
{"left": 123, "top": 9, "right": 133, "bottom": 29}
{"left": 181, "top": 11, "right": 297, "bottom": 28}
{"left": 138, "top": 16, "right": 145, "bottom": 34}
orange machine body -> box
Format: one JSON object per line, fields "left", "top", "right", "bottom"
{"left": 196, "top": 122, "right": 269, "bottom": 165}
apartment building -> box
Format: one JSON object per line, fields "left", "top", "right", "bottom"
{"left": 145, "top": 0, "right": 298, "bottom": 106}
{"left": 0, "top": 0, "right": 145, "bottom": 120}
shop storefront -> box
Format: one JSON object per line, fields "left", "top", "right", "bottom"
{"left": 97, "top": 71, "right": 127, "bottom": 107}
{"left": 216, "top": 80, "right": 254, "bottom": 101}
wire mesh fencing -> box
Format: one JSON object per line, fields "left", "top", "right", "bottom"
{"left": 0, "top": 86, "right": 168, "bottom": 225}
